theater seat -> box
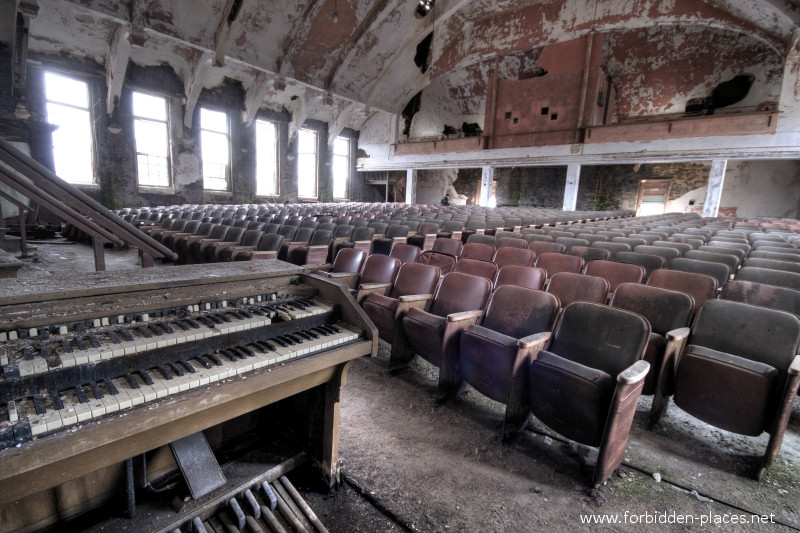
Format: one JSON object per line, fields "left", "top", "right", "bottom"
{"left": 650, "top": 299, "right": 800, "bottom": 479}
{"left": 450, "top": 286, "right": 560, "bottom": 437}
{"left": 525, "top": 302, "right": 651, "bottom": 486}
{"left": 392, "top": 272, "right": 492, "bottom": 373}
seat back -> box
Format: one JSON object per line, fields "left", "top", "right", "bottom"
{"left": 208, "top": 224, "right": 231, "bottom": 240}
{"left": 385, "top": 224, "right": 409, "bottom": 238}
{"left": 351, "top": 226, "right": 375, "bottom": 241}
{"left": 223, "top": 226, "right": 247, "bottom": 244}
{"left": 256, "top": 233, "right": 285, "bottom": 252}
{"left": 685, "top": 249, "right": 740, "bottom": 274}
{"left": 646, "top": 268, "right": 717, "bottom": 315}
{"left": 482, "top": 285, "right": 560, "bottom": 338}
{"left": 535, "top": 252, "right": 584, "bottom": 277}
{"left": 653, "top": 240, "right": 692, "bottom": 256}
{"left": 528, "top": 241, "right": 566, "bottom": 255}
{"left": 277, "top": 225, "right": 298, "bottom": 240}
{"left": 546, "top": 272, "right": 609, "bottom": 307}
{"left": 548, "top": 302, "right": 650, "bottom": 378}
{"left": 735, "top": 266, "right": 800, "bottom": 290}
{"left": 455, "top": 258, "right": 498, "bottom": 282}
{"left": 495, "top": 236, "right": 528, "bottom": 249}
{"left": 555, "top": 237, "right": 590, "bottom": 250}
{"left": 721, "top": 279, "right": 800, "bottom": 315}
{"left": 359, "top": 254, "right": 401, "bottom": 285}
{"left": 749, "top": 250, "right": 800, "bottom": 263}
{"left": 417, "top": 250, "right": 457, "bottom": 274}
{"left": 611, "top": 283, "right": 693, "bottom": 336}
{"left": 432, "top": 237, "right": 464, "bottom": 256}
{"left": 331, "top": 248, "right": 367, "bottom": 273}
{"left": 429, "top": 272, "right": 492, "bottom": 318}
{"left": 584, "top": 259, "right": 644, "bottom": 295}
{"left": 389, "top": 242, "right": 422, "bottom": 265}
{"left": 613, "top": 251, "right": 665, "bottom": 280}
{"left": 240, "top": 229, "right": 263, "bottom": 247}
{"left": 494, "top": 265, "right": 547, "bottom": 290}
{"left": 333, "top": 224, "right": 355, "bottom": 240}
{"left": 634, "top": 245, "right": 681, "bottom": 264}
{"left": 461, "top": 242, "right": 496, "bottom": 262}
{"left": 494, "top": 247, "right": 536, "bottom": 269}
{"left": 668, "top": 257, "right": 730, "bottom": 287}
{"left": 390, "top": 262, "right": 441, "bottom": 298}
{"left": 292, "top": 227, "right": 315, "bottom": 244}
{"left": 567, "top": 246, "right": 610, "bottom": 264}
{"left": 742, "top": 257, "right": 800, "bottom": 274}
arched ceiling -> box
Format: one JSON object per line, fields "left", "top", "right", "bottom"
{"left": 5, "top": 0, "right": 800, "bottom": 126}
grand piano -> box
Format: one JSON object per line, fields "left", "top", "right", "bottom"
{"left": 0, "top": 260, "right": 377, "bottom": 532}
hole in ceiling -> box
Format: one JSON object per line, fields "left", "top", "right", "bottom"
{"left": 402, "top": 91, "right": 423, "bottom": 137}
{"left": 541, "top": 107, "right": 549, "bottom": 115}
{"left": 415, "top": 0, "right": 434, "bottom": 18}
{"left": 513, "top": 118, "right": 519, "bottom": 124}
{"left": 505, "top": 112, "right": 512, "bottom": 119}
{"left": 415, "top": 32, "right": 433, "bottom": 74}
{"left": 550, "top": 112, "right": 558, "bottom": 120}
{"left": 685, "top": 74, "right": 754, "bottom": 115}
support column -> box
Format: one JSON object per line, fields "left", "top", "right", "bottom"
{"left": 563, "top": 163, "right": 581, "bottom": 212}
{"left": 702, "top": 159, "right": 727, "bottom": 218}
{"left": 479, "top": 166, "right": 494, "bottom": 206}
{"left": 405, "top": 169, "right": 416, "bottom": 205}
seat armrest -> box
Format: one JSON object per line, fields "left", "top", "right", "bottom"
{"left": 447, "top": 309, "right": 484, "bottom": 323}
{"left": 450, "top": 230, "right": 462, "bottom": 241}
{"left": 359, "top": 282, "right": 392, "bottom": 291}
{"left": 518, "top": 331, "right": 552, "bottom": 350}
{"left": 665, "top": 327, "right": 691, "bottom": 343}
{"left": 398, "top": 294, "right": 433, "bottom": 303}
{"left": 788, "top": 354, "right": 800, "bottom": 375}
{"left": 248, "top": 250, "right": 278, "bottom": 260}
{"left": 618, "top": 360, "right": 651, "bottom": 384}
{"left": 326, "top": 271, "right": 357, "bottom": 279}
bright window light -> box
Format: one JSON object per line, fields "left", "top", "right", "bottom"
{"left": 297, "top": 128, "right": 318, "bottom": 198}
{"left": 332, "top": 136, "right": 350, "bottom": 199}
{"left": 200, "top": 108, "right": 230, "bottom": 191}
{"left": 256, "top": 120, "right": 278, "bottom": 197}
{"left": 133, "top": 92, "right": 170, "bottom": 187}
{"left": 44, "top": 72, "right": 94, "bottom": 184}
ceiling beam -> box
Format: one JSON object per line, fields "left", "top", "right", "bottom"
{"left": 106, "top": 24, "right": 131, "bottom": 116}
{"left": 241, "top": 70, "right": 273, "bottom": 125}
{"left": 213, "top": 0, "right": 246, "bottom": 67}
{"left": 128, "top": 0, "right": 146, "bottom": 47}
{"left": 183, "top": 51, "right": 215, "bottom": 129}
{"left": 277, "top": 0, "right": 325, "bottom": 77}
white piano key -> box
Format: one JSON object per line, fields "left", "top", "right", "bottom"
{"left": 8, "top": 331, "right": 17, "bottom": 341}
{"left": 56, "top": 391, "right": 79, "bottom": 426}
{"left": 132, "top": 373, "right": 158, "bottom": 403}
{"left": 85, "top": 386, "right": 107, "bottom": 418}
{"left": 0, "top": 332, "right": 6, "bottom": 342}
{"left": 28, "top": 328, "right": 38, "bottom": 338}
{"left": 40, "top": 394, "right": 63, "bottom": 432}
{"left": 17, "top": 359, "right": 35, "bottom": 377}
{"left": 7, "top": 401, "right": 17, "bottom": 423}
{"left": 146, "top": 369, "right": 171, "bottom": 398}
{"left": 32, "top": 357, "right": 49, "bottom": 374}
{"left": 114, "top": 377, "right": 145, "bottom": 407}
{"left": 96, "top": 385, "right": 119, "bottom": 415}
{"left": 109, "top": 379, "right": 133, "bottom": 410}
{"left": 64, "top": 389, "right": 93, "bottom": 423}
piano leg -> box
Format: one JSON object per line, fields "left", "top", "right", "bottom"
{"left": 321, "top": 361, "right": 351, "bottom": 489}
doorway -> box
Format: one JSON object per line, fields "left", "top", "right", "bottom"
{"left": 636, "top": 179, "right": 671, "bottom": 216}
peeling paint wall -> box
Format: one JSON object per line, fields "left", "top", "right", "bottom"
{"left": 603, "top": 25, "right": 782, "bottom": 118}
{"left": 719, "top": 160, "right": 800, "bottom": 219}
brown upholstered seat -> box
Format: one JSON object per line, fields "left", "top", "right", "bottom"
{"left": 316, "top": 248, "right": 368, "bottom": 289}
{"left": 546, "top": 272, "right": 609, "bottom": 307}
{"left": 584, "top": 259, "right": 645, "bottom": 302}
{"left": 392, "top": 272, "right": 492, "bottom": 373}
{"left": 526, "top": 302, "right": 651, "bottom": 486}
{"left": 535, "top": 252, "right": 584, "bottom": 278}
{"left": 389, "top": 243, "right": 422, "bottom": 266}
{"left": 646, "top": 268, "right": 718, "bottom": 317}
{"left": 493, "top": 265, "right": 547, "bottom": 291}
{"left": 461, "top": 241, "right": 496, "bottom": 262}
{"left": 650, "top": 299, "right": 800, "bottom": 479}
{"left": 455, "top": 258, "right": 498, "bottom": 282}
{"left": 493, "top": 247, "right": 536, "bottom": 269}
{"left": 447, "top": 286, "right": 560, "bottom": 437}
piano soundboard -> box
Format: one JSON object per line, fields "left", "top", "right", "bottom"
{"left": 0, "top": 260, "right": 377, "bottom": 531}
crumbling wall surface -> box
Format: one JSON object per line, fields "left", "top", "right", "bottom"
{"left": 494, "top": 167, "right": 566, "bottom": 208}
{"left": 408, "top": 63, "right": 489, "bottom": 139}
{"left": 719, "top": 160, "right": 800, "bottom": 219}
{"left": 602, "top": 25, "right": 782, "bottom": 118}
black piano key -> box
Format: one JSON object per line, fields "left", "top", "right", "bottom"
{"left": 49, "top": 390, "right": 64, "bottom": 411}
{"left": 288, "top": 300, "right": 307, "bottom": 309}
{"left": 2, "top": 364, "right": 20, "bottom": 379}
{"left": 299, "top": 297, "right": 316, "bottom": 307}
{"left": 146, "top": 324, "right": 163, "bottom": 337}
{"left": 18, "top": 328, "right": 29, "bottom": 339}
{"left": 227, "top": 311, "right": 245, "bottom": 320}
{"left": 313, "top": 327, "right": 332, "bottom": 337}
{"left": 104, "top": 379, "right": 119, "bottom": 395}
{"left": 184, "top": 318, "right": 202, "bottom": 329}
{"left": 215, "top": 313, "right": 232, "bottom": 324}
{"left": 285, "top": 333, "right": 303, "bottom": 344}
{"left": 33, "top": 394, "right": 45, "bottom": 415}
{"left": 137, "top": 370, "right": 154, "bottom": 386}
{"left": 220, "top": 349, "right": 238, "bottom": 362}
{"left": 204, "top": 353, "right": 223, "bottom": 367}
{"left": 305, "top": 329, "right": 319, "bottom": 339}
{"left": 296, "top": 331, "right": 313, "bottom": 341}
{"left": 60, "top": 338, "right": 73, "bottom": 353}
{"left": 238, "top": 309, "right": 253, "bottom": 318}
{"left": 198, "top": 316, "right": 215, "bottom": 327}
{"left": 13, "top": 419, "right": 32, "bottom": 444}
{"left": 172, "top": 320, "right": 192, "bottom": 331}
{"left": 86, "top": 334, "right": 101, "bottom": 348}
{"left": 119, "top": 328, "right": 135, "bottom": 342}
{"left": 125, "top": 314, "right": 135, "bottom": 324}
{"left": 89, "top": 381, "right": 104, "bottom": 399}
{"left": 124, "top": 373, "right": 140, "bottom": 389}
{"left": 328, "top": 324, "right": 342, "bottom": 333}
{"left": 39, "top": 329, "right": 50, "bottom": 341}
{"left": 270, "top": 337, "right": 289, "bottom": 348}
{"left": 193, "top": 356, "right": 212, "bottom": 369}
{"left": 107, "top": 330, "right": 121, "bottom": 344}
{"left": 22, "top": 346, "right": 34, "bottom": 361}
{"left": 168, "top": 363, "right": 184, "bottom": 377}
{"left": 135, "top": 326, "right": 152, "bottom": 339}
{"left": 74, "top": 385, "right": 89, "bottom": 404}
{"left": 155, "top": 365, "right": 173, "bottom": 380}
{"left": 178, "top": 360, "right": 196, "bottom": 374}
{"left": 234, "top": 346, "right": 254, "bottom": 358}
{"left": 250, "top": 308, "right": 266, "bottom": 317}
{"left": 108, "top": 315, "right": 119, "bottom": 325}
{"left": 39, "top": 343, "right": 50, "bottom": 359}
{"left": 160, "top": 322, "right": 175, "bottom": 334}
{"left": 0, "top": 423, "right": 15, "bottom": 448}
{"left": 73, "top": 337, "right": 88, "bottom": 351}
{"left": 256, "top": 341, "right": 276, "bottom": 352}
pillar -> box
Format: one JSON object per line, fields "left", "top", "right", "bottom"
{"left": 405, "top": 169, "right": 416, "bottom": 205}
{"left": 479, "top": 166, "right": 494, "bottom": 206}
{"left": 702, "top": 159, "right": 727, "bottom": 218}
{"left": 563, "top": 163, "right": 581, "bottom": 212}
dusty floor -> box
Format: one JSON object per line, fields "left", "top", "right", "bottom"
{"left": 12, "top": 242, "right": 800, "bottom": 532}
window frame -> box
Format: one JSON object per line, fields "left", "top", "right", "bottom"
{"left": 199, "top": 107, "right": 231, "bottom": 192}
{"left": 43, "top": 71, "right": 96, "bottom": 186}
{"left": 132, "top": 90, "right": 172, "bottom": 189}
{"left": 332, "top": 136, "right": 351, "bottom": 200}
{"left": 296, "top": 128, "right": 318, "bottom": 199}
{"left": 255, "top": 119, "right": 279, "bottom": 197}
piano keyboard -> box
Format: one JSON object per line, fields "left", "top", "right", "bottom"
{"left": 0, "top": 322, "right": 359, "bottom": 448}
{"left": 0, "top": 295, "right": 333, "bottom": 380}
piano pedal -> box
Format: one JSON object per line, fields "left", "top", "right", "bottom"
{"left": 169, "top": 432, "right": 226, "bottom": 501}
